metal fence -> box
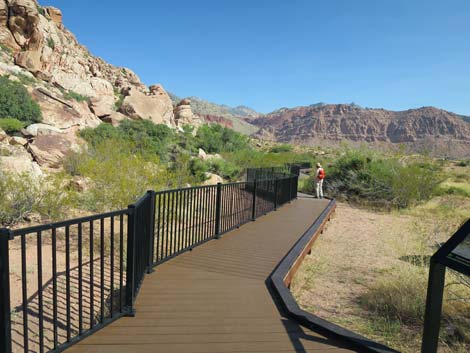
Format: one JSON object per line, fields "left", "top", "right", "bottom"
{"left": 0, "top": 173, "right": 298, "bottom": 353}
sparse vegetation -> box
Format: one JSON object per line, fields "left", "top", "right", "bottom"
{"left": 63, "top": 90, "right": 89, "bottom": 103}
{"left": 16, "top": 73, "right": 37, "bottom": 86}
{"left": 47, "top": 37, "right": 56, "bottom": 50}
{"left": 0, "top": 44, "right": 12, "bottom": 55}
{"left": 0, "top": 75, "right": 42, "bottom": 125}
{"left": 113, "top": 87, "right": 125, "bottom": 111}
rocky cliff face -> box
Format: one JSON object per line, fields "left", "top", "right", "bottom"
{"left": 248, "top": 104, "right": 470, "bottom": 158}
{"left": 0, "top": 0, "right": 202, "bottom": 173}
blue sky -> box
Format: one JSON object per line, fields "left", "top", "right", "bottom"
{"left": 41, "top": 0, "right": 470, "bottom": 115}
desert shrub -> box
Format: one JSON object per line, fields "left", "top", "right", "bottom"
{"left": 0, "top": 170, "right": 73, "bottom": 225}
{"left": 206, "top": 158, "right": 242, "bottom": 181}
{"left": 63, "top": 90, "right": 89, "bottom": 102}
{"left": 196, "top": 124, "right": 250, "bottom": 153}
{"left": 0, "top": 171, "right": 37, "bottom": 225}
{"left": 0, "top": 75, "right": 42, "bottom": 124}
{"left": 270, "top": 144, "right": 293, "bottom": 153}
{"left": 81, "top": 120, "right": 177, "bottom": 162}
{"left": 318, "top": 149, "right": 442, "bottom": 208}
{"left": 64, "top": 139, "right": 175, "bottom": 211}
{"left": 188, "top": 158, "right": 209, "bottom": 182}
{"left": 0, "top": 118, "right": 24, "bottom": 134}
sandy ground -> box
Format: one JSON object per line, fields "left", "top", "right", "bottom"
{"left": 291, "top": 201, "right": 470, "bottom": 353}
{"left": 292, "top": 203, "right": 412, "bottom": 318}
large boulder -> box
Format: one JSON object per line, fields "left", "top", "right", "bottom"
{"left": 24, "top": 123, "right": 63, "bottom": 137}
{"left": 31, "top": 87, "right": 101, "bottom": 129}
{"left": 0, "top": 144, "right": 42, "bottom": 177}
{"left": 119, "top": 86, "right": 174, "bottom": 125}
{"left": 203, "top": 172, "right": 224, "bottom": 185}
{"left": 28, "top": 131, "right": 80, "bottom": 168}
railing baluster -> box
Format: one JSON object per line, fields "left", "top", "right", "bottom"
{"left": 66, "top": 225, "right": 71, "bottom": 342}
{"left": 89, "top": 220, "right": 94, "bottom": 328}
{"left": 52, "top": 228, "right": 58, "bottom": 348}
{"left": 110, "top": 217, "right": 115, "bottom": 318}
{"left": 0, "top": 229, "right": 12, "bottom": 353}
{"left": 21, "top": 233, "right": 29, "bottom": 352}
{"left": 37, "top": 231, "right": 44, "bottom": 353}
{"left": 78, "top": 222, "right": 83, "bottom": 335}
{"left": 119, "top": 214, "right": 124, "bottom": 313}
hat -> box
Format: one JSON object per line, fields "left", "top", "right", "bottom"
{"left": 316, "top": 163, "right": 321, "bottom": 168}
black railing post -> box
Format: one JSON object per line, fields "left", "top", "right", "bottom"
{"left": 125, "top": 204, "right": 137, "bottom": 316}
{"left": 421, "top": 258, "right": 446, "bottom": 353}
{"left": 288, "top": 176, "right": 293, "bottom": 202}
{"left": 147, "top": 191, "right": 156, "bottom": 273}
{"left": 274, "top": 178, "right": 278, "bottom": 210}
{"left": 0, "top": 228, "right": 12, "bottom": 353}
{"left": 252, "top": 179, "right": 257, "bottom": 221}
{"left": 215, "top": 183, "right": 222, "bottom": 238}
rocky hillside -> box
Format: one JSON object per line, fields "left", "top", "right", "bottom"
{"left": 0, "top": 0, "right": 204, "bottom": 176}
{"left": 169, "top": 93, "right": 259, "bottom": 135}
{"left": 248, "top": 104, "right": 470, "bottom": 158}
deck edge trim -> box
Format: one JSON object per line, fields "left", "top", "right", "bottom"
{"left": 269, "top": 198, "right": 400, "bottom": 353}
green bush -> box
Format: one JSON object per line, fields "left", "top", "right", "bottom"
{"left": 315, "top": 149, "right": 442, "bottom": 209}
{"left": 206, "top": 158, "right": 242, "bottom": 181}
{"left": 188, "top": 158, "right": 209, "bottom": 182}
{"left": 63, "top": 139, "right": 177, "bottom": 211}
{"left": 47, "top": 37, "right": 55, "bottom": 50}
{"left": 0, "top": 75, "right": 42, "bottom": 124}
{"left": 0, "top": 118, "right": 24, "bottom": 134}
{"left": 196, "top": 124, "right": 250, "bottom": 153}
{"left": 80, "top": 120, "right": 177, "bottom": 162}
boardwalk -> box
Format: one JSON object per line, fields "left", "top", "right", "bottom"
{"left": 66, "top": 196, "right": 358, "bottom": 353}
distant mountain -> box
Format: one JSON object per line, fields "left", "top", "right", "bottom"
{"left": 247, "top": 104, "right": 470, "bottom": 158}
{"left": 168, "top": 93, "right": 259, "bottom": 135}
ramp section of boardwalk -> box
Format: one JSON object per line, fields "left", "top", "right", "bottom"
{"left": 67, "top": 198, "right": 358, "bottom": 353}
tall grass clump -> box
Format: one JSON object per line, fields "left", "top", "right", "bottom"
{"left": 322, "top": 149, "right": 443, "bottom": 209}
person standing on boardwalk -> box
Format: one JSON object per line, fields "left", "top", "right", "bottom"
{"left": 315, "top": 163, "right": 325, "bottom": 199}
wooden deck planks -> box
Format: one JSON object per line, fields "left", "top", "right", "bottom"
{"left": 66, "top": 198, "right": 359, "bottom": 353}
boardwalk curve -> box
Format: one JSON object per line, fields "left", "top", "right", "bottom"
{"left": 66, "top": 197, "right": 357, "bottom": 353}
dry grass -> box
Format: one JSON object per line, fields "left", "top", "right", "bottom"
{"left": 291, "top": 199, "right": 470, "bottom": 353}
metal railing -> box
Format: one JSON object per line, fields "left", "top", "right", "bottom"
{"left": 0, "top": 173, "right": 298, "bottom": 353}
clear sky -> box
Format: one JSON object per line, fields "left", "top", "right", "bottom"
{"left": 41, "top": 0, "right": 470, "bottom": 115}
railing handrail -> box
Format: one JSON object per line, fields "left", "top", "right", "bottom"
{"left": 0, "top": 169, "right": 299, "bottom": 353}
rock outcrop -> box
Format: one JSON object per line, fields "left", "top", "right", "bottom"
{"left": 119, "top": 86, "right": 175, "bottom": 125}
{"left": 0, "top": 0, "right": 204, "bottom": 175}
{"left": 174, "top": 99, "right": 202, "bottom": 127}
